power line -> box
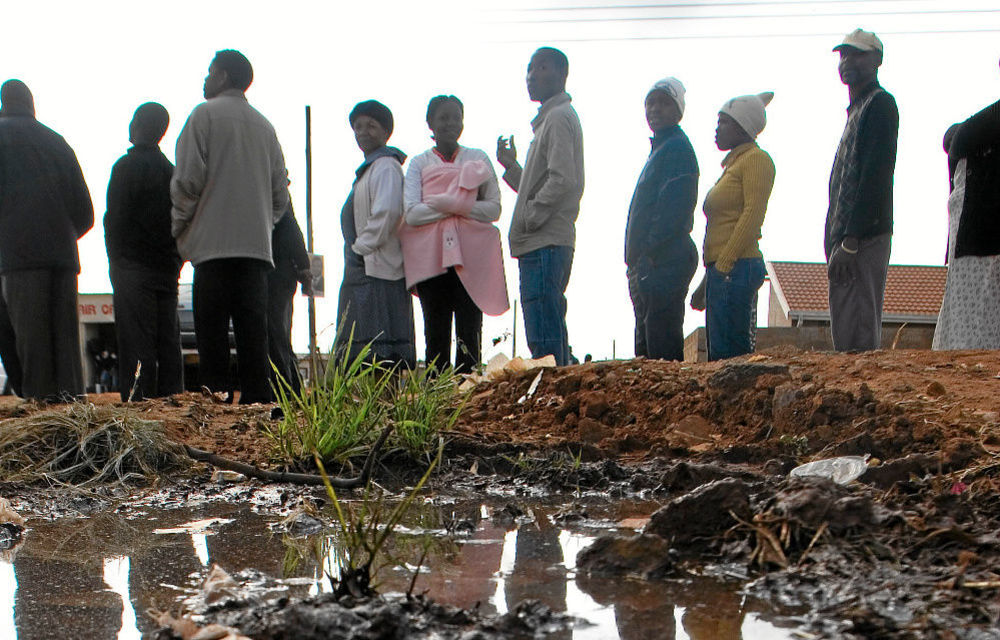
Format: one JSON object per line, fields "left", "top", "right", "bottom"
{"left": 488, "top": 26, "right": 1000, "bottom": 43}
{"left": 498, "top": 7, "right": 1000, "bottom": 23}
{"left": 503, "top": 0, "right": 949, "bottom": 12}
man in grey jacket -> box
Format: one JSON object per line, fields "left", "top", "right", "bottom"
{"left": 497, "top": 47, "right": 584, "bottom": 366}
{"left": 171, "top": 50, "right": 288, "bottom": 404}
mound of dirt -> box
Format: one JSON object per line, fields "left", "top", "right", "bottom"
{"left": 454, "top": 348, "right": 1000, "bottom": 472}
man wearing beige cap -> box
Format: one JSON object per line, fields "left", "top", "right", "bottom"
{"left": 824, "top": 28, "right": 898, "bottom": 352}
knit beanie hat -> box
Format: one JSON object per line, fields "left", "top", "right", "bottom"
{"left": 719, "top": 92, "right": 774, "bottom": 139}
{"left": 647, "top": 77, "right": 685, "bottom": 116}
{"left": 349, "top": 100, "right": 394, "bottom": 137}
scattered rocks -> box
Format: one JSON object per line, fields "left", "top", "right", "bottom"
{"left": 646, "top": 478, "right": 752, "bottom": 545}
{"left": 576, "top": 533, "right": 675, "bottom": 578}
{"left": 579, "top": 391, "right": 611, "bottom": 420}
{"left": 769, "top": 477, "right": 879, "bottom": 533}
{"left": 707, "top": 363, "right": 791, "bottom": 393}
{"left": 926, "top": 381, "right": 947, "bottom": 397}
{"left": 578, "top": 417, "right": 608, "bottom": 444}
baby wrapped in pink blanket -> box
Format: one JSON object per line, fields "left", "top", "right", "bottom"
{"left": 399, "top": 160, "right": 509, "bottom": 315}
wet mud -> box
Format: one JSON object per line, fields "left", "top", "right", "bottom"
{"left": 1, "top": 348, "right": 1000, "bottom": 638}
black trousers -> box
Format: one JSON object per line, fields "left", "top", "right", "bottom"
{"left": 627, "top": 243, "right": 697, "bottom": 362}
{"left": 2, "top": 269, "right": 83, "bottom": 400}
{"left": 111, "top": 263, "right": 183, "bottom": 401}
{"left": 415, "top": 268, "right": 482, "bottom": 373}
{"left": 267, "top": 271, "right": 300, "bottom": 395}
{"left": 0, "top": 293, "right": 22, "bottom": 396}
{"left": 193, "top": 258, "right": 271, "bottom": 404}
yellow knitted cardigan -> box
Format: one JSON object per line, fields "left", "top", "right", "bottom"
{"left": 702, "top": 142, "right": 775, "bottom": 274}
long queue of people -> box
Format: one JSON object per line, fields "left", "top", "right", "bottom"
{"left": 0, "top": 28, "right": 993, "bottom": 405}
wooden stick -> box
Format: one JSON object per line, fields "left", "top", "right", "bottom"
{"left": 182, "top": 425, "right": 392, "bottom": 488}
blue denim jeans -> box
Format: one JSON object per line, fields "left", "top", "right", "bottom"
{"left": 706, "top": 257, "right": 766, "bottom": 361}
{"left": 518, "top": 245, "right": 574, "bottom": 366}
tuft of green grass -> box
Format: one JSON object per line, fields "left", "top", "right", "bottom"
{"left": 313, "top": 438, "right": 443, "bottom": 598}
{"left": 390, "top": 364, "right": 468, "bottom": 461}
{"left": 266, "top": 340, "right": 392, "bottom": 467}
{"left": 264, "top": 339, "right": 468, "bottom": 468}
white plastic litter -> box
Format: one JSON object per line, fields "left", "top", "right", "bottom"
{"left": 517, "top": 371, "right": 544, "bottom": 404}
{"left": 790, "top": 455, "right": 869, "bottom": 485}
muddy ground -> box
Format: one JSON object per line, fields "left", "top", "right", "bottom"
{"left": 4, "top": 347, "right": 1000, "bottom": 638}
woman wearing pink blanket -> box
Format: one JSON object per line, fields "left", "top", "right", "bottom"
{"left": 401, "top": 95, "right": 508, "bottom": 373}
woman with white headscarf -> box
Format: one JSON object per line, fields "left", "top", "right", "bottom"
{"left": 696, "top": 92, "right": 775, "bottom": 361}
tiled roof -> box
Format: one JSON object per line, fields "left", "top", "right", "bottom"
{"left": 768, "top": 261, "right": 947, "bottom": 318}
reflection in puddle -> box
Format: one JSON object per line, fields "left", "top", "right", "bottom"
{"left": 0, "top": 501, "right": 805, "bottom": 639}
{"left": 0, "top": 561, "right": 15, "bottom": 640}
{"left": 102, "top": 557, "right": 139, "bottom": 640}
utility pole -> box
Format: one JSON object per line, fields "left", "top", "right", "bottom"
{"left": 305, "top": 105, "right": 318, "bottom": 383}
{"left": 512, "top": 300, "right": 517, "bottom": 358}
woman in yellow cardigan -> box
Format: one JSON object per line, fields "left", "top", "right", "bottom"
{"left": 700, "top": 92, "right": 775, "bottom": 360}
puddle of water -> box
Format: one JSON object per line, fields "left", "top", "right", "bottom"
{"left": 0, "top": 498, "right": 806, "bottom": 639}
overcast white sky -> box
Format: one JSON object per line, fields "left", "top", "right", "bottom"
{"left": 3, "top": 0, "right": 999, "bottom": 361}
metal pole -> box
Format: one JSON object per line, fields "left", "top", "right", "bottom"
{"left": 512, "top": 300, "right": 517, "bottom": 358}
{"left": 305, "top": 105, "right": 318, "bottom": 383}
{"left": 612, "top": 339, "right": 616, "bottom": 360}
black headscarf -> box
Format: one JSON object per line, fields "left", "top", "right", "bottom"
{"left": 349, "top": 100, "right": 393, "bottom": 136}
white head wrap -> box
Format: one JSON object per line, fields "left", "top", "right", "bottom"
{"left": 719, "top": 91, "right": 774, "bottom": 139}
{"left": 647, "top": 77, "right": 685, "bottom": 116}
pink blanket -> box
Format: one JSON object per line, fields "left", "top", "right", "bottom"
{"left": 399, "top": 161, "right": 509, "bottom": 316}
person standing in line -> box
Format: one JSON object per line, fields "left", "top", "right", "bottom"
{"left": 171, "top": 50, "right": 289, "bottom": 404}
{"left": 625, "top": 77, "right": 699, "bottom": 361}
{"left": 105, "top": 102, "right": 184, "bottom": 401}
{"left": 496, "top": 47, "right": 584, "bottom": 367}
{"left": 825, "top": 29, "right": 898, "bottom": 352}
{"left": 0, "top": 79, "right": 93, "bottom": 401}
{"left": 934, "top": 76, "right": 1000, "bottom": 350}
{"left": 334, "top": 100, "right": 415, "bottom": 368}
{"left": 701, "top": 92, "right": 776, "bottom": 361}
{"left": 268, "top": 197, "right": 312, "bottom": 395}
{"left": 401, "top": 95, "right": 507, "bottom": 374}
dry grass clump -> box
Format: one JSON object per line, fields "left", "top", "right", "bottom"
{"left": 0, "top": 402, "right": 188, "bottom": 486}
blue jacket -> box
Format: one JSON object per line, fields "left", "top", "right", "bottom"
{"left": 624, "top": 125, "right": 698, "bottom": 267}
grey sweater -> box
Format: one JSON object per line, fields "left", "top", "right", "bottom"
{"left": 170, "top": 90, "right": 288, "bottom": 266}
{"left": 504, "top": 92, "right": 584, "bottom": 257}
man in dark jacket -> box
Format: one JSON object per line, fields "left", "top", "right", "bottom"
{"left": 0, "top": 80, "right": 93, "bottom": 401}
{"left": 268, "top": 200, "right": 311, "bottom": 396}
{"left": 105, "top": 102, "right": 184, "bottom": 401}
{"left": 625, "top": 77, "right": 699, "bottom": 361}
{"left": 825, "top": 29, "right": 898, "bottom": 352}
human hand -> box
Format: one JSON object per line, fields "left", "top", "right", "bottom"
{"left": 690, "top": 274, "right": 706, "bottom": 311}
{"left": 298, "top": 269, "right": 314, "bottom": 296}
{"left": 827, "top": 243, "right": 858, "bottom": 285}
{"left": 496, "top": 135, "right": 517, "bottom": 170}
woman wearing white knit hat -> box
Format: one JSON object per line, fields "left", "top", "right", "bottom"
{"left": 694, "top": 91, "right": 776, "bottom": 361}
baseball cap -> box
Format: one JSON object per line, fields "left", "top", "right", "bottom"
{"left": 833, "top": 29, "right": 884, "bottom": 53}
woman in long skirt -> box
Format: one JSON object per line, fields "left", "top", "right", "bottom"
{"left": 335, "top": 100, "right": 415, "bottom": 367}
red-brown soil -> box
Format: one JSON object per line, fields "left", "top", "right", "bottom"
{"left": 4, "top": 346, "right": 998, "bottom": 474}
{"left": 454, "top": 347, "right": 1000, "bottom": 470}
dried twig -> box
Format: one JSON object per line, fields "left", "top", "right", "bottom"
{"left": 183, "top": 425, "right": 392, "bottom": 487}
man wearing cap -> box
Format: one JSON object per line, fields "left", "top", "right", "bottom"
{"left": 171, "top": 50, "right": 289, "bottom": 404}
{"left": 825, "top": 29, "right": 898, "bottom": 352}
{"left": 496, "top": 47, "right": 584, "bottom": 367}
{"left": 624, "top": 77, "right": 699, "bottom": 361}
{"left": 0, "top": 79, "right": 93, "bottom": 401}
